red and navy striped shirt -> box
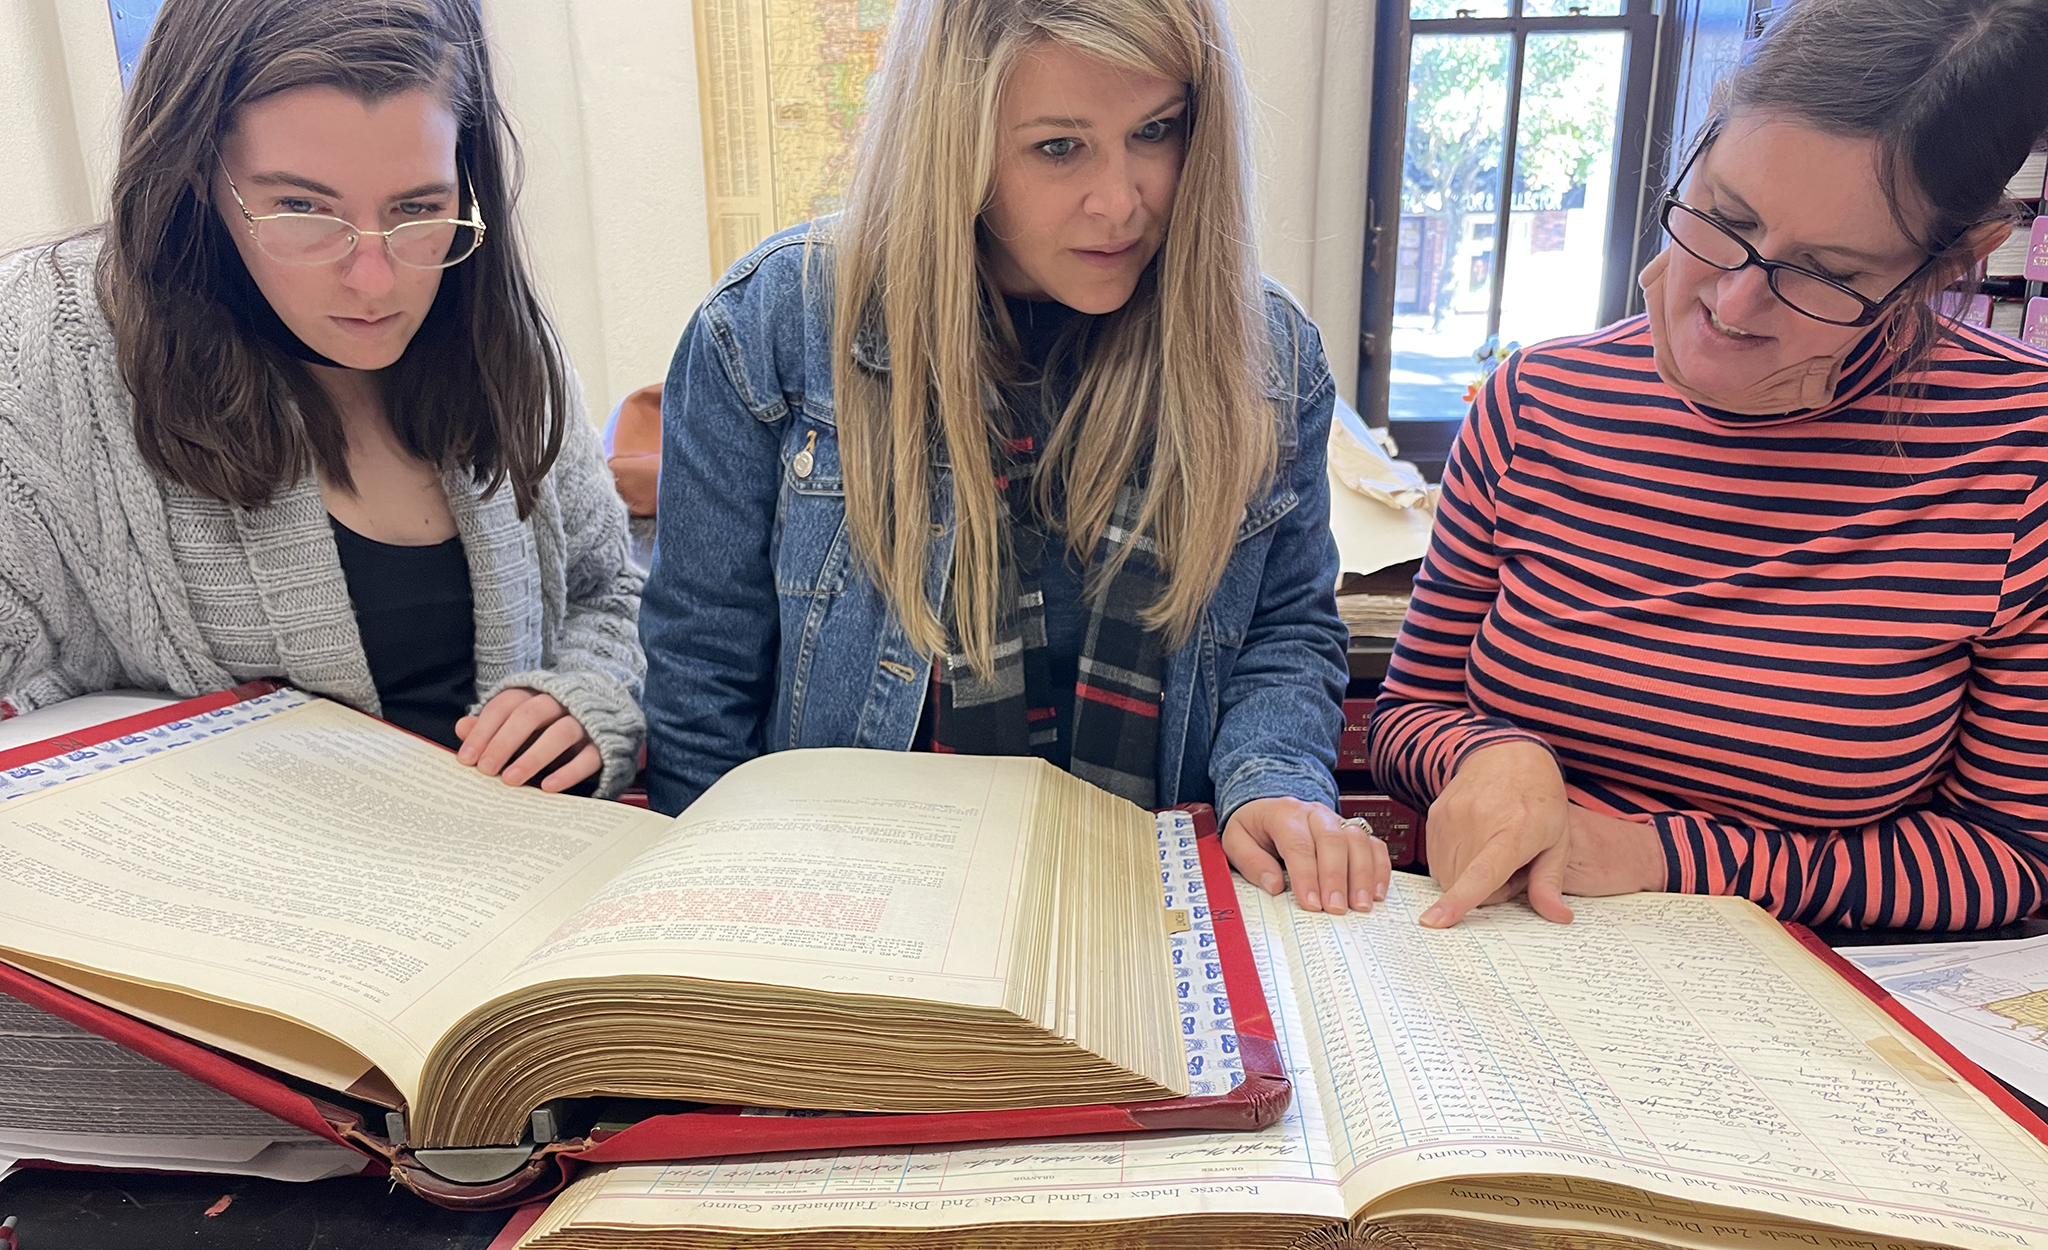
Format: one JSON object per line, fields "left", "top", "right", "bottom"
{"left": 1371, "top": 316, "right": 2048, "bottom": 930}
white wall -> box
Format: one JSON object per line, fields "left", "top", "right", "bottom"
{"left": 482, "top": 0, "right": 714, "bottom": 422}
{"left": 1230, "top": 0, "right": 1372, "bottom": 405}
{"left": 0, "top": 0, "right": 122, "bottom": 250}
{"left": 0, "top": 0, "right": 1369, "bottom": 417}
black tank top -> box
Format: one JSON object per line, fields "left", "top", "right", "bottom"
{"left": 329, "top": 515, "right": 476, "bottom": 750}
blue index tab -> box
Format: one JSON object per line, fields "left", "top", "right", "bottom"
{"left": 1154, "top": 809, "right": 1243, "bottom": 1096}
{"left": 0, "top": 690, "right": 317, "bottom": 803}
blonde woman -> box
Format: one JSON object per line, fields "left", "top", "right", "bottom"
{"left": 639, "top": 0, "right": 1386, "bottom": 913}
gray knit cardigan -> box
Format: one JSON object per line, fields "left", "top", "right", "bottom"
{"left": 0, "top": 238, "right": 648, "bottom": 795}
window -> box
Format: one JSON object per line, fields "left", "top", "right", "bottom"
{"left": 110, "top": 2, "right": 164, "bottom": 85}
{"left": 1357, "top": 0, "right": 1688, "bottom": 478}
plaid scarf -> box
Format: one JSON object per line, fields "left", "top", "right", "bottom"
{"left": 923, "top": 428, "right": 1166, "bottom": 808}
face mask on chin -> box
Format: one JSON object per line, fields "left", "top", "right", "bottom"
{"left": 1638, "top": 248, "right": 1857, "bottom": 416}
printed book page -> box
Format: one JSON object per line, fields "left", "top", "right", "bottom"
{"left": 1844, "top": 935, "right": 2048, "bottom": 1106}
{"left": 491, "top": 751, "right": 1056, "bottom": 1013}
{"left": 520, "top": 867, "right": 1349, "bottom": 1240}
{"left": 1259, "top": 875, "right": 2048, "bottom": 1249}
{"left": 0, "top": 700, "right": 673, "bottom": 1102}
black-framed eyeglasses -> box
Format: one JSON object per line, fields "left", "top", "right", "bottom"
{"left": 1659, "top": 139, "right": 1938, "bottom": 328}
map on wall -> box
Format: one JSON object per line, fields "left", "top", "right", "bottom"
{"left": 692, "top": 0, "right": 896, "bottom": 277}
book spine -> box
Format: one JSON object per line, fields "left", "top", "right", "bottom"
{"left": 1337, "top": 697, "right": 1373, "bottom": 771}
{"left": 1334, "top": 699, "right": 1427, "bottom": 868}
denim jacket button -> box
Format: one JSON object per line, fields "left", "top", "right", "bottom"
{"left": 792, "top": 448, "right": 814, "bottom": 478}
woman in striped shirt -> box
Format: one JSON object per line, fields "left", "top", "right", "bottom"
{"left": 1370, "top": 0, "right": 2048, "bottom": 931}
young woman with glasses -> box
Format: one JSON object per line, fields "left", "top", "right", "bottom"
{"left": 1370, "top": 0, "right": 2048, "bottom": 931}
{"left": 640, "top": 0, "right": 1390, "bottom": 914}
{"left": 0, "top": 0, "right": 645, "bottom": 795}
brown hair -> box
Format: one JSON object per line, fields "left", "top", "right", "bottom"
{"left": 1704, "top": 0, "right": 2048, "bottom": 378}
{"left": 96, "top": 0, "right": 568, "bottom": 515}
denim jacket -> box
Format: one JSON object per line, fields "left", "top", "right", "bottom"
{"left": 639, "top": 225, "right": 1347, "bottom": 818}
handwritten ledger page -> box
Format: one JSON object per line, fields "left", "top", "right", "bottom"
{"left": 527, "top": 876, "right": 2048, "bottom": 1249}
{"left": 1286, "top": 876, "right": 2048, "bottom": 1247}
{"left": 0, "top": 700, "right": 672, "bottom": 1101}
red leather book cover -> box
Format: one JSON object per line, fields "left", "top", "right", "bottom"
{"left": 0, "top": 961, "right": 382, "bottom": 1169}
{"left": 0, "top": 680, "right": 280, "bottom": 771}
{"left": 485, "top": 1203, "right": 549, "bottom": 1249}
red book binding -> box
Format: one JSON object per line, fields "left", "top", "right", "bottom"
{"left": 0, "top": 688, "right": 1289, "bottom": 1210}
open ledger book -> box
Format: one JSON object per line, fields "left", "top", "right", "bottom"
{"left": 0, "top": 695, "right": 1187, "bottom": 1151}
{"left": 513, "top": 876, "right": 2048, "bottom": 1250}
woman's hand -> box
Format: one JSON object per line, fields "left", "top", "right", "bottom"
{"left": 1419, "top": 740, "right": 1573, "bottom": 928}
{"left": 1223, "top": 798, "right": 1392, "bottom": 915}
{"left": 455, "top": 688, "right": 601, "bottom": 793}
{"left": 1561, "top": 805, "right": 1667, "bottom": 897}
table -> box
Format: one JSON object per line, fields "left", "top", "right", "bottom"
{"left": 0, "top": 1170, "right": 513, "bottom": 1249}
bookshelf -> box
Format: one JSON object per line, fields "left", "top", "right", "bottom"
{"left": 1967, "top": 149, "right": 2048, "bottom": 345}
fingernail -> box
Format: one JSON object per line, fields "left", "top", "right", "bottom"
{"left": 1377, "top": 883, "right": 1388, "bottom": 900}
{"left": 1302, "top": 891, "right": 1320, "bottom": 911}
{"left": 1420, "top": 905, "right": 1445, "bottom": 927}
{"left": 1355, "top": 889, "right": 1372, "bottom": 909}
{"left": 1261, "top": 874, "right": 1282, "bottom": 895}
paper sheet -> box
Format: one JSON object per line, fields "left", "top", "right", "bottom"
{"left": 0, "top": 992, "right": 362, "bottom": 1181}
{"left": 1844, "top": 935, "right": 2048, "bottom": 1106}
{"left": 1326, "top": 399, "right": 1436, "bottom": 580}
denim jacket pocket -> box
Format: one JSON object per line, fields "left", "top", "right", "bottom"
{"left": 776, "top": 415, "right": 852, "bottom": 596}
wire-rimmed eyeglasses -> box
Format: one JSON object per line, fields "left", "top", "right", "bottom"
{"left": 221, "top": 163, "right": 488, "bottom": 270}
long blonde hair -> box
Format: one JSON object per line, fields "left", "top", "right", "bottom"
{"left": 829, "top": 0, "right": 1274, "bottom": 676}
